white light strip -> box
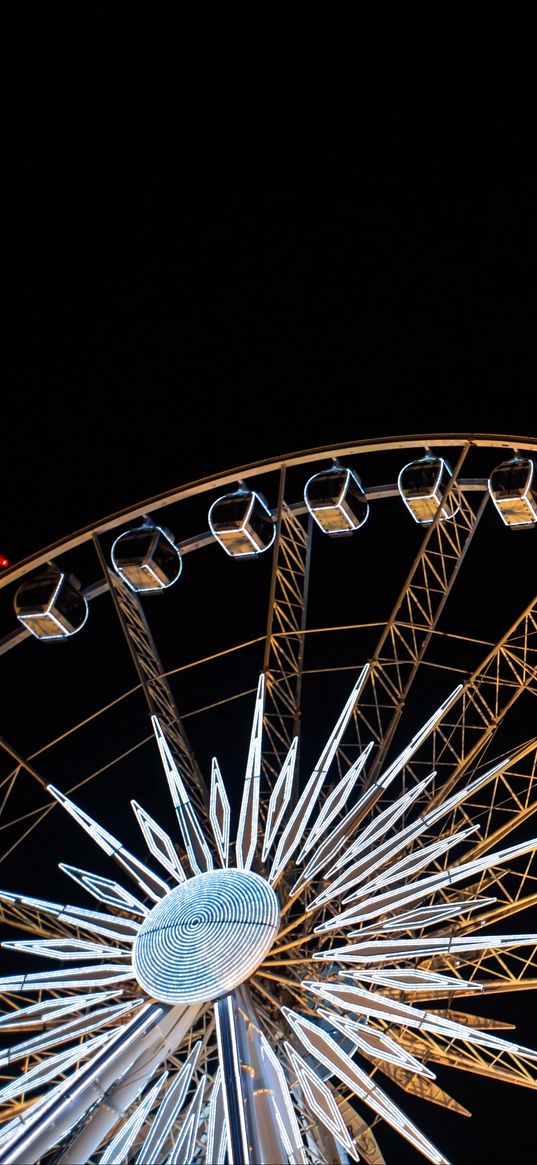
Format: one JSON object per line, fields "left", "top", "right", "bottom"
{"left": 297, "top": 742, "right": 374, "bottom": 861}
{"left": 168, "top": 1074, "right": 206, "bottom": 1165}
{"left": 152, "top": 716, "right": 214, "bottom": 875}
{"left": 100, "top": 1072, "right": 168, "bottom": 1165}
{"left": 0, "top": 964, "right": 135, "bottom": 993}
{"left": 0, "top": 887, "right": 140, "bottom": 943}
{"left": 262, "top": 737, "right": 298, "bottom": 861}
{"left": 283, "top": 1008, "right": 447, "bottom": 1164}
{"left": 137, "top": 1041, "right": 201, "bottom": 1164}
{"left": 285, "top": 1042, "right": 359, "bottom": 1160}
{"left": 0, "top": 999, "right": 143, "bottom": 1069}
{"left": 0, "top": 1030, "right": 116, "bottom": 1104}
{"left": 342, "top": 825, "right": 479, "bottom": 902}
{"left": 0, "top": 991, "right": 119, "bottom": 1033}
{"left": 268, "top": 665, "right": 370, "bottom": 884}
{"left": 214, "top": 995, "right": 250, "bottom": 1164}
{"left": 313, "top": 987, "right": 537, "bottom": 1059}
{"left": 299, "top": 770, "right": 436, "bottom": 901}
{"left": 329, "top": 685, "right": 464, "bottom": 875}
{"left": 48, "top": 785, "right": 168, "bottom": 902}
{"left": 206, "top": 1069, "right": 227, "bottom": 1165}
{"left": 236, "top": 674, "right": 265, "bottom": 870}
{"left": 321, "top": 1009, "right": 435, "bottom": 1078}
{"left": 210, "top": 757, "right": 231, "bottom": 868}
{"left": 131, "top": 799, "right": 186, "bottom": 883}
{"left": 0, "top": 1002, "right": 168, "bottom": 1164}
{"left": 315, "top": 932, "right": 537, "bottom": 964}
{"left": 2, "top": 937, "right": 131, "bottom": 962}
{"left": 311, "top": 756, "right": 511, "bottom": 911}
{"left": 59, "top": 864, "right": 149, "bottom": 916}
{"left": 258, "top": 1032, "right": 307, "bottom": 1165}
{"left": 353, "top": 896, "right": 496, "bottom": 937}
{"left": 348, "top": 968, "right": 483, "bottom": 993}
{"left": 314, "top": 831, "right": 537, "bottom": 932}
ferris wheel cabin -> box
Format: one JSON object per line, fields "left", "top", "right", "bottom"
{"left": 398, "top": 454, "right": 459, "bottom": 525}
{"left": 488, "top": 457, "right": 537, "bottom": 529}
{"left": 208, "top": 488, "right": 276, "bottom": 557}
{"left": 304, "top": 466, "right": 369, "bottom": 534}
{"left": 111, "top": 525, "right": 182, "bottom": 592}
{"left": 14, "top": 568, "right": 88, "bottom": 640}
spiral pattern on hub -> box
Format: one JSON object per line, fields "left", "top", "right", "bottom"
{"left": 132, "top": 868, "right": 280, "bottom": 1004}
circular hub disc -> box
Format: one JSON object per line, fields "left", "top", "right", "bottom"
{"left": 132, "top": 867, "right": 280, "bottom": 1004}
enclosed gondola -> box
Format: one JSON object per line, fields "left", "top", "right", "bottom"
{"left": 304, "top": 465, "right": 369, "bottom": 534}
{"left": 14, "top": 567, "right": 88, "bottom": 640}
{"left": 111, "top": 524, "right": 182, "bottom": 592}
{"left": 398, "top": 454, "right": 459, "bottom": 525}
{"left": 208, "top": 487, "right": 275, "bottom": 557}
{"left": 488, "top": 456, "right": 537, "bottom": 529}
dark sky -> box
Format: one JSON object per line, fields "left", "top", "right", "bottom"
{"left": 1, "top": 72, "right": 537, "bottom": 1165}
{"left": 2, "top": 118, "right": 536, "bottom": 563}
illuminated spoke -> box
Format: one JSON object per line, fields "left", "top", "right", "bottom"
{"left": 210, "top": 758, "right": 231, "bottom": 867}
{"left": 286, "top": 1042, "right": 360, "bottom": 1160}
{"left": 0, "top": 998, "right": 142, "bottom": 1069}
{"left": 168, "top": 1074, "right": 207, "bottom": 1165}
{"left": 48, "top": 785, "right": 169, "bottom": 901}
{"left": 283, "top": 1008, "right": 447, "bottom": 1164}
{"left": 262, "top": 738, "right": 298, "bottom": 862}
{"left": 131, "top": 799, "right": 186, "bottom": 882}
{"left": 136, "top": 1041, "right": 201, "bottom": 1164}
{"left": 99, "top": 1073, "right": 168, "bottom": 1165}
{"left": 152, "top": 715, "right": 214, "bottom": 874}
{"left": 268, "top": 666, "right": 370, "bottom": 884}
{"left": 236, "top": 674, "right": 265, "bottom": 870}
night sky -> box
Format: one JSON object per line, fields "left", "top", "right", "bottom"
{"left": 1, "top": 74, "right": 537, "bottom": 1165}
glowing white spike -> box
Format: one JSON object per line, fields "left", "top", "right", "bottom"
{"left": 206, "top": 1069, "right": 227, "bottom": 1165}
{"left": 137, "top": 1042, "right": 201, "bottom": 1164}
{"left": 297, "top": 771, "right": 436, "bottom": 898}
{"left": 311, "top": 759, "right": 510, "bottom": 911}
{"left": 315, "top": 833, "right": 537, "bottom": 932}
{"left": 350, "top": 968, "right": 482, "bottom": 993}
{"left": 283, "top": 1008, "right": 447, "bottom": 1164}
{"left": 321, "top": 686, "right": 463, "bottom": 881}
{"left": 312, "top": 985, "right": 537, "bottom": 1058}
{"left": 2, "top": 937, "right": 131, "bottom": 962}
{"left": 354, "top": 896, "right": 495, "bottom": 936}
{"left": 297, "top": 742, "right": 374, "bottom": 860}
{"left": 100, "top": 1073, "right": 168, "bottom": 1165}
{"left": 285, "top": 1042, "right": 359, "bottom": 1160}
{"left": 210, "top": 758, "right": 231, "bottom": 867}
{"left": 0, "top": 888, "right": 140, "bottom": 944}
{"left": 262, "top": 737, "right": 298, "bottom": 862}
{"left": 315, "top": 932, "right": 537, "bottom": 963}
{"left": 0, "top": 1030, "right": 115, "bottom": 1104}
{"left": 308, "top": 978, "right": 526, "bottom": 1042}
{"left": 131, "top": 799, "right": 186, "bottom": 883}
{"left": 324, "top": 1011, "right": 435, "bottom": 1077}
{"left": 48, "top": 785, "right": 169, "bottom": 902}
{"left": 152, "top": 716, "right": 214, "bottom": 874}
{"left": 268, "top": 666, "right": 370, "bottom": 884}
{"left": 59, "top": 864, "right": 149, "bottom": 916}
{"left": 236, "top": 674, "right": 265, "bottom": 870}
{"left": 0, "top": 964, "right": 135, "bottom": 992}
{"left": 0, "top": 999, "right": 143, "bottom": 1069}
{"left": 258, "top": 1032, "right": 308, "bottom": 1165}
{"left": 342, "top": 825, "right": 479, "bottom": 902}
{"left": 169, "top": 1075, "right": 206, "bottom": 1165}
{"left": 0, "top": 991, "right": 119, "bottom": 1032}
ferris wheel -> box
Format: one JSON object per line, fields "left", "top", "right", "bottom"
{"left": 1, "top": 433, "right": 537, "bottom": 1165}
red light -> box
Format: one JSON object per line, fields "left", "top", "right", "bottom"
{"left": 0, "top": 556, "right": 9, "bottom": 568}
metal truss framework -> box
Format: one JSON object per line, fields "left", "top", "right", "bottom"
{"left": 1, "top": 434, "right": 537, "bottom": 1165}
